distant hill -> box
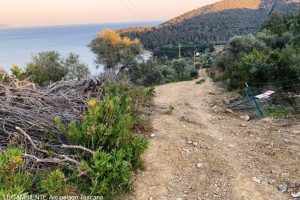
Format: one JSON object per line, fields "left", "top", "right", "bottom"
{"left": 119, "top": 0, "right": 300, "bottom": 49}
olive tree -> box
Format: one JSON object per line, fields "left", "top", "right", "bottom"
{"left": 89, "top": 29, "right": 142, "bottom": 71}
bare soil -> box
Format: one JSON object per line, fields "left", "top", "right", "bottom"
{"left": 123, "top": 70, "right": 300, "bottom": 200}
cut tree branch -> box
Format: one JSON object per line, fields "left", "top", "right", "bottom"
{"left": 60, "top": 144, "right": 94, "bottom": 155}
{"left": 16, "top": 126, "right": 49, "bottom": 155}
{"left": 24, "top": 153, "right": 81, "bottom": 166}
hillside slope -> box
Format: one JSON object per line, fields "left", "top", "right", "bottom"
{"left": 119, "top": 0, "right": 300, "bottom": 49}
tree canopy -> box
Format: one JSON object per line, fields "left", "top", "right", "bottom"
{"left": 89, "top": 29, "right": 142, "bottom": 71}
{"left": 11, "top": 51, "right": 90, "bottom": 86}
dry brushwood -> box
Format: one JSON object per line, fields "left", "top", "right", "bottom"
{"left": 0, "top": 73, "right": 113, "bottom": 168}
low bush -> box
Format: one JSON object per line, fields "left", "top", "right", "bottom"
{"left": 0, "top": 148, "right": 32, "bottom": 199}
{"left": 40, "top": 169, "right": 66, "bottom": 195}
{"left": 128, "top": 58, "right": 198, "bottom": 86}
{"left": 265, "top": 105, "right": 297, "bottom": 118}
{"left": 1, "top": 82, "right": 152, "bottom": 199}
{"left": 214, "top": 12, "right": 300, "bottom": 92}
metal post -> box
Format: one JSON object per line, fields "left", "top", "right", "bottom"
{"left": 193, "top": 51, "right": 196, "bottom": 69}
{"left": 179, "top": 43, "right": 181, "bottom": 59}
{"left": 245, "top": 82, "right": 264, "bottom": 118}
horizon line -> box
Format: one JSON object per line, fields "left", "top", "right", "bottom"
{"left": 0, "top": 20, "right": 163, "bottom": 30}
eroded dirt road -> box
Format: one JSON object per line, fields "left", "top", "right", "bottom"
{"left": 125, "top": 71, "right": 300, "bottom": 200}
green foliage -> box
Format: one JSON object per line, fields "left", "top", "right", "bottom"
{"left": 25, "top": 51, "right": 67, "bottom": 86}
{"left": 0, "top": 148, "right": 32, "bottom": 198}
{"left": 23, "top": 51, "right": 90, "bottom": 86}
{"left": 152, "top": 43, "right": 213, "bottom": 59}
{"left": 215, "top": 11, "right": 300, "bottom": 90}
{"left": 190, "top": 68, "right": 199, "bottom": 79}
{"left": 54, "top": 115, "right": 66, "bottom": 133}
{"left": 64, "top": 53, "right": 91, "bottom": 81}
{"left": 87, "top": 150, "right": 132, "bottom": 196}
{"left": 119, "top": 2, "right": 300, "bottom": 50}
{"left": 40, "top": 169, "right": 65, "bottom": 195}
{"left": 128, "top": 58, "right": 198, "bottom": 86}
{"left": 195, "top": 63, "right": 202, "bottom": 70}
{"left": 256, "top": 31, "right": 293, "bottom": 49}
{"left": 200, "top": 50, "right": 216, "bottom": 68}
{"left": 226, "top": 34, "right": 266, "bottom": 58}
{"left": 261, "top": 12, "right": 290, "bottom": 35}
{"left": 129, "top": 59, "right": 165, "bottom": 86}
{"left": 2, "top": 82, "right": 152, "bottom": 198}
{"left": 172, "top": 59, "right": 186, "bottom": 78}
{"left": 10, "top": 65, "right": 27, "bottom": 81}
{"left": 0, "top": 68, "right": 10, "bottom": 82}
{"left": 89, "top": 29, "right": 142, "bottom": 71}
{"left": 66, "top": 83, "right": 149, "bottom": 163}
{"left": 265, "top": 105, "right": 297, "bottom": 118}
{"left": 55, "top": 82, "right": 150, "bottom": 197}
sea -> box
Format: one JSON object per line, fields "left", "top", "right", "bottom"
{"left": 0, "top": 21, "right": 159, "bottom": 74}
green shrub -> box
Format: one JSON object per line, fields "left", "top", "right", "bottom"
{"left": 87, "top": 150, "right": 132, "bottom": 196}
{"left": 190, "top": 68, "right": 199, "bottom": 79}
{"left": 65, "top": 84, "right": 149, "bottom": 166}
{"left": 10, "top": 65, "right": 27, "bottom": 81}
{"left": 215, "top": 12, "right": 300, "bottom": 91}
{"left": 63, "top": 53, "right": 90, "bottom": 81}
{"left": 265, "top": 105, "right": 286, "bottom": 118}
{"left": 128, "top": 58, "right": 198, "bottom": 86}
{"left": 55, "top": 82, "right": 150, "bottom": 197}
{"left": 40, "top": 169, "right": 66, "bottom": 195}
{"left": 0, "top": 148, "right": 32, "bottom": 198}
{"left": 195, "top": 63, "right": 201, "bottom": 70}
{"left": 0, "top": 68, "right": 11, "bottom": 82}
{"left": 25, "top": 51, "right": 67, "bottom": 86}
{"left": 128, "top": 59, "right": 165, "bottom": 86}
{"left": 200, "top": 50, "right": 216, "bottom": 68}
{"left": 2, "top": 82, "right": 151, "bottom": 198}
{"left": 265, "top": 105, "right": 297, "bottom": 118}
{"left": 24, "top": 51, "right": 90, "bottom": 86}
{"left": 172, "top": 59, "right": 186, "bottom": 78}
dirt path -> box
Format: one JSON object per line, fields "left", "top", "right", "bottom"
{"left": 124, "top": 70, "right": 300, "bottom": 200}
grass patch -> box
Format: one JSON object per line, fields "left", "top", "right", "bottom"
{"left": 265, "top": 105, "right": 297, "bottom": 119}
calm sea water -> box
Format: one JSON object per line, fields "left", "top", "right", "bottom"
{"left": 0, "top": 22, "right": 159, "bottom": 74}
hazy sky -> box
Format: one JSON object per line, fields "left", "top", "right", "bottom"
{"left": 0, "top": 0, "right": 220, "bottom": 27}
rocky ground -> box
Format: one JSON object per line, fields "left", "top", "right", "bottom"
{"left": 122, "top": 70, "right": 300, "bottom": 200}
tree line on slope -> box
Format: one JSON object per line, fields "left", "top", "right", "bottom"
{"left": 214, "top": 11, "right": 300, "bottom": 90}
{"left": 201, "top": 11, "right": 300, "bottom": 117}
{"left": 119, "top": 1, "right": 299, "bottom": 50}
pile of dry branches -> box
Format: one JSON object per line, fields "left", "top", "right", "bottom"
{"left": 0, "top": 73, "right": 112, "bottom": 168}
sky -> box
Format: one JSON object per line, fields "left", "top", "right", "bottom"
{"left": 0, "top": 0, "right": 221, "bottom": 27}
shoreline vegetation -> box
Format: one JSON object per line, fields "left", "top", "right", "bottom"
{"left": 0, "top": 3, "right": 300, "bottom": 199}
